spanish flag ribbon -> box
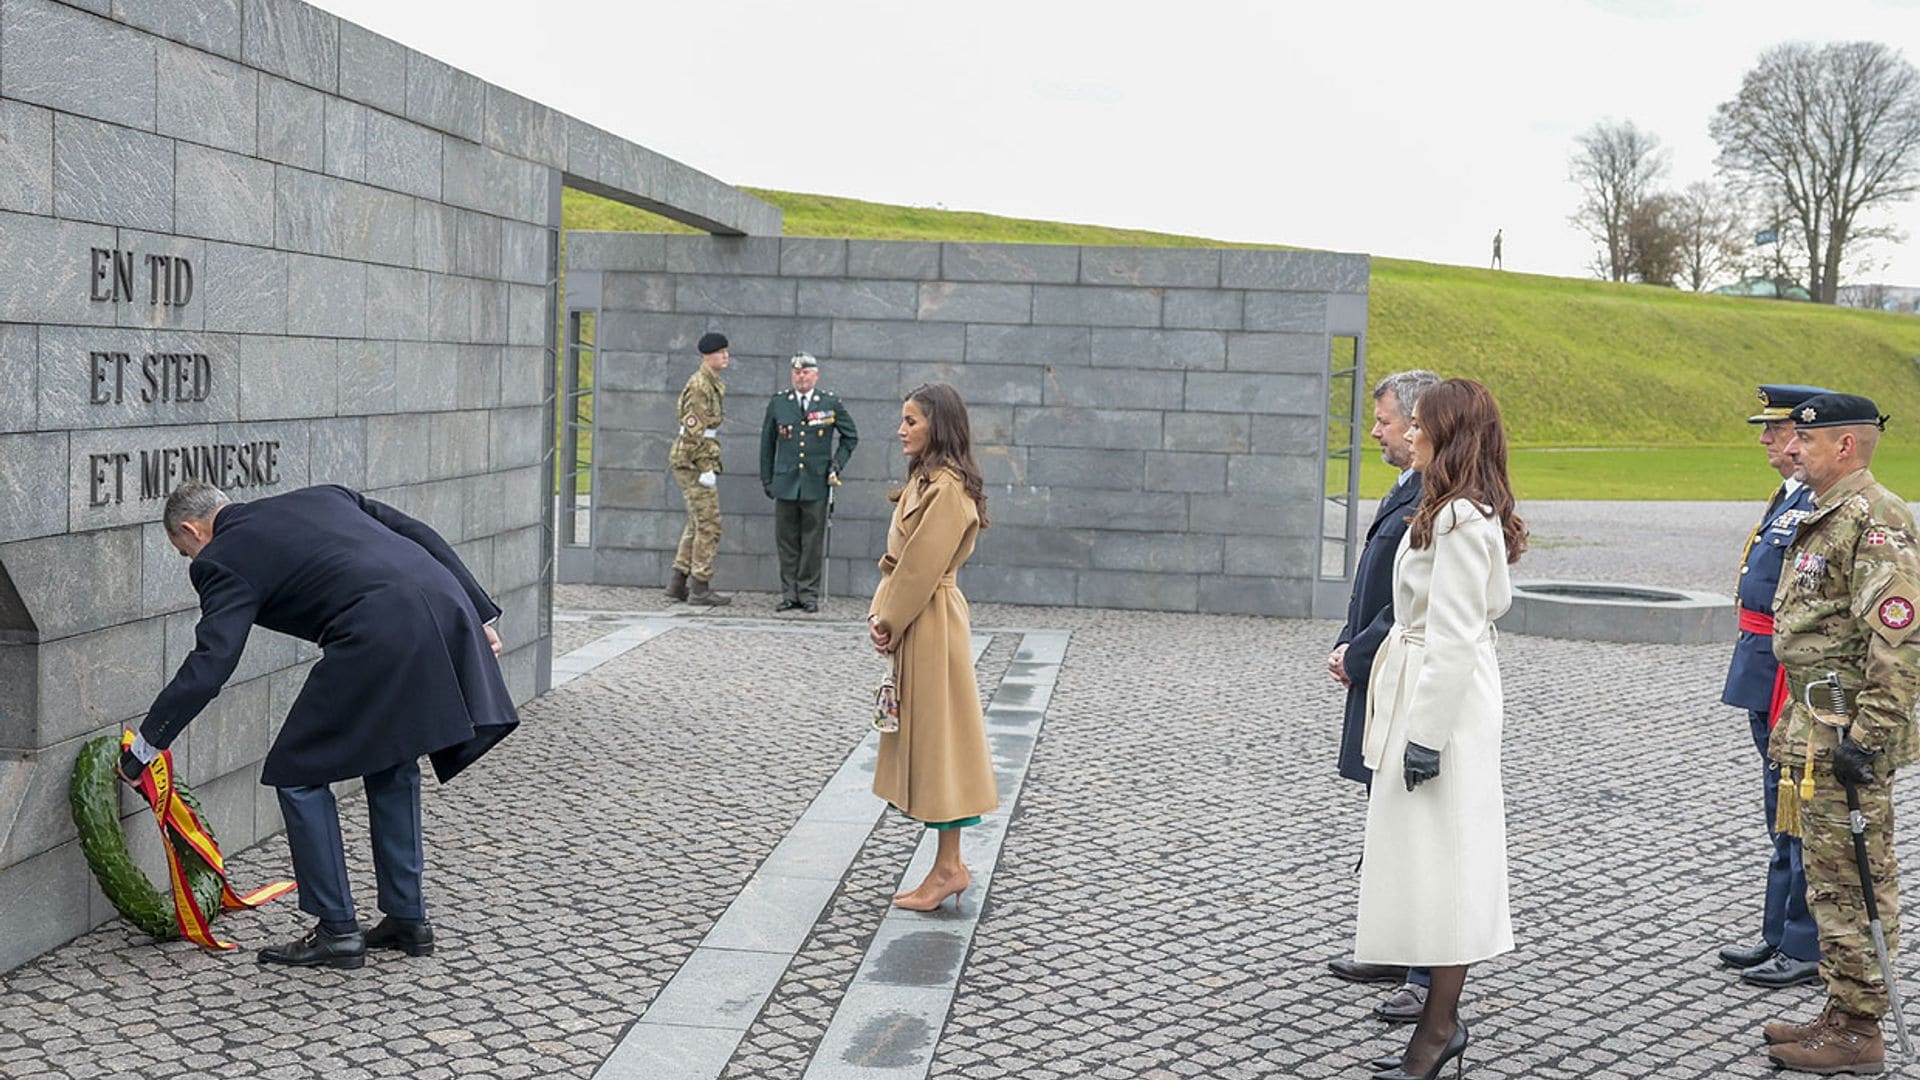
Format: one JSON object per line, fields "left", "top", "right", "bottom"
{"left": 121, "top": 731, "right": 296, "bottom": 950}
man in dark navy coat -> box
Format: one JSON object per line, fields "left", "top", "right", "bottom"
{"left": 119, "top": 482, "right": 518, "bottom": 969}
{"left": 1717, "top": 385, "right": 1830, "bottom": 989}
{"left": 1325, "top": 370, "right": 1438, "bottom": 1021}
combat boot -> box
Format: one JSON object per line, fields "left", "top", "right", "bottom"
{"left": 1765, "top": 1001, "right": 1837, "bottom": 1045}
{"left": 1768, "top": 1006, "right": 1885, "bottom": 1074}
{"left": 688, "top": 578, "right": 732, "bottom": 606}
{"left": 665, "top": 569, "right": 689, "bottom": 602}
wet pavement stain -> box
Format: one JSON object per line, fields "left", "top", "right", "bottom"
{"left": 843, "top": 1010, "right": 934, "bottom": 1067}
{"left": 869, "top": 929, "right": 966, "bottom": 987}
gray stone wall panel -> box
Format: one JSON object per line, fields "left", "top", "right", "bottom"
{"left": 336, "top": 20, "right": 406, "bottom": 115}
{"left": 1162, "top": 289, "right": 1244, "bottom": 330}
{"left": 112, "top": 230, "right": 205, "bottom": 332}
{"left": 0, "top": 433, "right": 65, "bottom": 544}
{"left": 1144, "top": 451, "right": 1228, "bottom": 494}
{"left": 1078, "top": 248, "right": 1220, "bottom": 288}
{"left": 412, "top": 201, "right": 455, "bottom": 273}
{"left": 0, "top": 325, "right": 37, "bottom": 433}
{"left": 309, "top": 416, "right": 366, "bottom": 488}
{"left": 1221, "top": 250, "right": 1369, "bottom": 292}
{"left": 337, "top": 340, "right": 396, "bottom": 415}
{"left": 257, "top": 74, "right": 324, "bottom": 170}
{"left": 0, "top": 100, "right": 53, "bottom": 216}
{"left": 482, "top": 86, "right": 565, "bottom": 170}
{"left": 52, "top": 115, "right": 172, "bottom": 232}
{"left": 1089, "top": 328, "right": 1224, "bottom": 371}
{"left": 1184, "top": 372, "right": 1320, "bottom": 414}
{"left": 847, "top": 240, "right": 940, "bottom": 280}
{"left": 367, "top": 113, "right": 443, "bottom": 201}
{"left": 1026, "top": 448, "right": 1143, "bottom": 491}
{"left": 1227, "top": 332, "right": 1324, "bottom": 373}
{"left": 241, "top": 0, "right": 338, "bottom": 92}
{"left": 366, "top": 265, "right": 430, "bottom": 341}
{"left": 779, "top": 238, "right": 846, "bottom": 277}
{"left": 439, "top": 138, "right": 546, "bottom": 224}
{"left": 156, "top": 41, "right": 256, "bottom": 154}
{"left": 831, "top": 319, "right": 963, "bottom": 362}
{"left": 285, "top": 253, "right": 366, "bottom": 338}
{"left": 0, "top": 525, "right": 141, "bottom": 640}
{"left": 917, "top": 282, "right": 1031, "bottom": 324}
{"left": 323, "top": 96, "right": 367, "bottom": 181}
{"left": 900, "top": 360, "right": 1042, "bottom": 406}
{"left": 36, "top": 326, "right": 239, "bottom": 428}
{"left": 1033, "top": 286, "right": 1160, "bottom": 328}
{"left": 175, "top": 143, "right": 274, "bottom": 245}
{"left": 796, "top": 279, "right": 917, "bottom": 321}
{"left": 239, "top": 335, "right": 337, "bottom": 420}
{"left": 1243, "top": 291, "right": 1329, "bottom": 333}
{"left": 116, "top": 0, "right": 243, "bottom": 59}
{"left": 674, "top": 275, "right": 796, "bottom": 318}
{"left": 38, "top": 618, "right": 163, "bottom": 740}
{"left": 1041, "top": 365, "right": 1183, "bottom": 410}
{"left": 664, "top": 235, "right": 781, "bottom": 276}
{"left": 500, "top": 221, "right": 550, "bottom": 286}
{"left": 1090, "top": 532, "right": 1223, "bottom": 574}
{"left": 941, "top": 243, "right": 1078, "bottom": 284}
{"left": 0, "top": 212, "right": 116, "bottom": 326}
{"left": 275, "top": 168, "right": 415, "bottom": 266}
{"left": 201, "top": 240, "right": 287, "bottom": 334}
{"left": 1, "top": 0, "right": 156, "bottom": 130}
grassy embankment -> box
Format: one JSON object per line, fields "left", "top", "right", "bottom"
{"left": 562, "top": 187, "right": 1920, "bottom": 500}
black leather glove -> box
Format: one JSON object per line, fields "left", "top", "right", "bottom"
{"left": 762, "top": 482, "right": 774, "bottom": 499}
{"left": 1834, "top": 735, "right": 1880, "bottom": 787}
{"left": 1403, "top": 741, "right": 1442, "bottom": 791}
{"left": 117, "top": 748, "right": 146, "bottom": 785}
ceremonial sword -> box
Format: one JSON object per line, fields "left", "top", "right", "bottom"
{"left": 1812, "top": 670, "right": 1914, "bottom": 1056}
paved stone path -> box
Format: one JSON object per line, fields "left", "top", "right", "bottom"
{"left": 6, "top": 503, "right": 1920, "bottom": 1078}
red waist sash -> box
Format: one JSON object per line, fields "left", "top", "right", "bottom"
{"left": 1738, "top": 608, "right": 1789, "bottom": 730}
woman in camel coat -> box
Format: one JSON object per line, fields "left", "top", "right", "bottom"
{"left": 868, "top": 383, "right": 998, "bottom": 911}
{"left": 1355, "top": 378, "right": 1525, "bottom": 1080}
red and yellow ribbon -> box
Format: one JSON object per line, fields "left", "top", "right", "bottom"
{"left": 121, "top": 731, "right": 296, "bottom": 950}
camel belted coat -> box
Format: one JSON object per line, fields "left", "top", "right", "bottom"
{"left": 868, "top": 468, "right": 998, "bottom": 824}
{"left": 1355, "top": 498, "right": 1514, "bottom": 967}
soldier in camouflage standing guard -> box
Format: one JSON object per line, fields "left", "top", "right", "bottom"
{"left": 1763, "top": 392, "right": 1918, "bottom": 1074}
{"left": 665, "top": 332, "right": 733, "bottom": 606}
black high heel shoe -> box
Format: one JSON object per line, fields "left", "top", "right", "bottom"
{"left": 1372, "top": 1017, "right": 1468, "bottom": 1080}
{"left": 1366, "top": 1056, "right": 1403, "bottom": 1072}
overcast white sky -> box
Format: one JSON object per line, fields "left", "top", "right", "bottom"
{"left": 313, "top": 0, "right": 1920, "bottom": 287}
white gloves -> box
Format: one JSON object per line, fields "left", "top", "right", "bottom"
{"left": 697, "top": 470, "right": 717, "bottom": 488}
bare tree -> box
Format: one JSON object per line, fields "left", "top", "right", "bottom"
{"left": 1671, "top": 181, "right": 1747, "bottom": 291}
{"left": 1711, "top": 41, "right": 1920, "bottom": 303}
{"left": 1624, "top": 193, "right": 1685, "bottom": 286}
{"left": 1570, "top": 119, "right": 1670, "bottom": 282}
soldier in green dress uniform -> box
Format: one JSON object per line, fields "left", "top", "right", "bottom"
{"left": 759, "top": 353, "right": 858, "bottom": 612}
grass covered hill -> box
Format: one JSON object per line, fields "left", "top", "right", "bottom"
{"left": 562, "top": 187, "right": 1920, "bottom": 497}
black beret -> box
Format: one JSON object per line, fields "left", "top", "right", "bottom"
{"left": 1789, "top": 392, "right": 1889, "bottom": 430}
{"left": 697, "top": 332, "right": 729, "bottom": 355}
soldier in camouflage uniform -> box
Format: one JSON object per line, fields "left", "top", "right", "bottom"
{"left": 665, "top": 332, "right": 732, "bottom": 606}
{"left": 1763, "top": 392, "right": 1918, "bottom": 1074}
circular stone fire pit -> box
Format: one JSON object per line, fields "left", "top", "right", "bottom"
{"left": 1499, "top": 580, "right": 1734, "bottom": 644}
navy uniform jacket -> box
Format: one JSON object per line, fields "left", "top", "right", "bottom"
{"left": 760, "top": 389, "right": 857, "bottom": 502}
{"left": 139, "top": 485, "right": 518, "bottom": 788}
{"left": 1722, "top": 481, "right": 1816, "bottom": 711}
{"left": 1336, "top": 472, "right": 1423, "bottom": 783}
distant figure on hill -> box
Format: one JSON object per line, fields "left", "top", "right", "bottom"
{"left": 1491, "top": 229, "right": 1503, "bottom": 270}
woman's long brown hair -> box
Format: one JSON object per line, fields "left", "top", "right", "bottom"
{"left": 892, "top": 382, "right": 991, "bottom": 528}
{"left": 1407, "top": 378, "right": 1526, "bottom": 563}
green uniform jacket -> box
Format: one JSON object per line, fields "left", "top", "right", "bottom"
{"left": 668, "top": 366, "right": 725, "bottom": 472}
{"left": 1771, "top": 467, "right": 1920, "bottom": 769}
{"left": 759, "top": 389, "right": 857, "bottom": 501}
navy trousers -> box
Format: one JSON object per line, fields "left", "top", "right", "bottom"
{"left": 1750, "top": 711, "right": 1820, "bottom": 962}
{"left": 276, "top": 758, "right": 426, "bottom": 927}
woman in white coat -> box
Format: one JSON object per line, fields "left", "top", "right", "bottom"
{"left": 1355, "top": 378, "right": 1527, "bottom": 1080}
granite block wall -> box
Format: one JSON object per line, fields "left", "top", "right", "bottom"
{"left": 0, "top": 0, "right": 779, "bottom": 972}
{"left": 565, "top": 237, "right": 1368, "bottom": 619}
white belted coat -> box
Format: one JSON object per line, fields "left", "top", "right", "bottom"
{"left": 1354, "top": 498, "right": 1515, "bottom": 967}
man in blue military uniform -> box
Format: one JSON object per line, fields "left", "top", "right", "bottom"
{"left": 1718, "top": 384, "right": 1830, "bottom": 989}
{"left": 759, "top": 352, "right": 858, "bottom": 612}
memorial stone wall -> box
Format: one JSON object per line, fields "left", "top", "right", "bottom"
{"left": 564, "top": 235, "right": 1369, "bottom": 618}
{"left": 0, "top": 0, "right": 779, "bottom": 972}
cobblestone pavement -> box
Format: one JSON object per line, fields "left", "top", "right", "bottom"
{"left": 6, "top": 520, "right": 1920, "bottom": 1078}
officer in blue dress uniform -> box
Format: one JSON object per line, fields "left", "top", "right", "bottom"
{"left": 1718, "top": 384, "right": 1831, "bottom": 989}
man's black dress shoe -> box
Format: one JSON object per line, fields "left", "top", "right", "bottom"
{"left": 366, "top": 916, "right": 435, "bottom": 957}
{"left": 1373, "top": 982, "right": 1426, "bottom": 1023}
{"left": 775, "top": 599, "right": 801, "bottom": 612}
{"left": 800, "top": 600, "right": 818, "bottom": 613}
{"left": 1741, "top": 951, "right": 1821, "bottom": 989}
{"left": 258, "top": 923, "right": 366, "bottom": 969}
{"left": 1719, "top": 940, "right": 1776, "bottom": 969}
{"left": 1329, "top": 959, "right": 1407, "bottom": 984}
